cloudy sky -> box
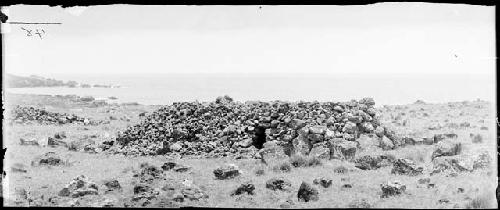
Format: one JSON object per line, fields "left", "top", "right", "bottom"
{"left": 2, "top": 3, "right": 495, "bottom": 76}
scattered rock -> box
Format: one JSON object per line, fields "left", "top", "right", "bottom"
{"left": 431, "top": 140, "right": 462, "bottom": 160}
{"left": 59, "top": 175, "right": 99, "bottom": 198}
{"left": 380, "top": 180, "right": 406, "bottom": 198}
{"left": 418, "top": 178, "right": 431, "bottom": 185}
{"left": 297, "top": 182, "right": 319, "bottom": 202}
{"left": 214, "top": 164, "right": 241, "bottom": 180}
{"left": 181, "top": 186, "right": 209, "bottom": 201}
{"left": 103, "top": 179, "right": 122, "bottom": 192}
{"left": 31, "top": 152, "right": 67, "bottom": 167}
{"left": 312, "top": 177, "right": 332, "bottom": 188}
{"left": 231, "top": 181, "right": 255, "bottom": 196}
{"left": 19, "top": 138, "right": 40, "bottom": 146}
{"left": 266, "top": 177, "right": 293, "bottom": 191}
{"left": 391, "top": 158, "right": 424, "bottom": 176}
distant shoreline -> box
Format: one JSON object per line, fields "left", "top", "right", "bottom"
{"left": 4, "top": 74, "right": 120, "bottom": 89}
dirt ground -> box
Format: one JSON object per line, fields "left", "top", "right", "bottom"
{"left": 2, "top": 93, "right": 498, "bottom": 208}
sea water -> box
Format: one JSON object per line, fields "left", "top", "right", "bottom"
{"left": 5, "top": 73, "right": 496, "bottom": 106}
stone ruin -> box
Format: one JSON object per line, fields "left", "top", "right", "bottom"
{"left": 109, "top": 96, "right": 385, "bottom": 157}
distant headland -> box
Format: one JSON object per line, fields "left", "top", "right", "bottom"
{"left": 5, "top": 74, "right": 120, "bottom": 88}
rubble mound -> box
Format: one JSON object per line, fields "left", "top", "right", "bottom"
{"left": 111, "top": 97, "right": 384, "bottom": 156}
{"left": 9, "top": 106, "right": 99, "bottom": 125}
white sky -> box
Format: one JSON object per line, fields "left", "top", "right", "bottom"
{"left": 2, "top": 3, "right": 496, "bottom": 76}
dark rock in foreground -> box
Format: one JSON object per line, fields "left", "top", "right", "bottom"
{"left": 266, "top": 177, "right": 293, "bottom": 191}
{"left": 297, "top": 182, "right": 319, "bottom": 202}
{"left": 380, "top": 180, "right": 406, "bottom": 198}
{"left": 213, "top": 164, "right": 240, "bottom": 180}
{"left": 59, "top": 175, "right": 98, "bottom": 198}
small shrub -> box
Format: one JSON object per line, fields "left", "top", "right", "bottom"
{"left": 290, "top": 155, "right": 307, "bottom": 167}
{"left": 272, "top": 161, "right": 292, "bottom": 173}
{"left": 333, "top": 165, "right": 348, "bottom": 174}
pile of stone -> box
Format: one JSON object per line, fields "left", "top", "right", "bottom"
{"left": 9, "top": 106, "right": 98, "bottom": 125}
{"left": 111, "top": 96, "right": 390, "bottom": 156}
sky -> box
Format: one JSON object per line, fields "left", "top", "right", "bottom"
{"left": 1, "top": 3, "right": 496, "bottom": 76}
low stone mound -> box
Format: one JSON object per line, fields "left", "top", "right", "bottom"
{"left": 111, "top": 96, "right": 382, "bottom": 156}
{"left": 9, "top": 106, "right": 100, "bottom": 125}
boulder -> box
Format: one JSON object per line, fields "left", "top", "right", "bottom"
{"left": 31, "top": 152, "right": 66, "bottom": 167}
{"left": 290, "top": 119, "right": 307, "bottom": 130}
{"left": 374, "top": 126, "right": 385, "bottom": 138}
{"left": 265, "top": 177, "right": 293, "bottom": 191}
{"left": 235, "top": 138, "right": 253, "bottom": 148}
{"left": 380, "top": 180, "right": 406, "bottom": 198}
{"left": 354, "top": 155, "right": 384, "bottom": 170}
{"left": 328, "top": 138, "right": 357, "bottom": 161}
{"left": 309, "top": 125, "right": 327, "bottom": 135}
{"left": 431, "top": 156, "right": 474, "bottom": 175}
{"left": 380, "top": 136, "right": 394, "bottom": 150}
{"left": 103, "top": 179, "right": 122, "bottom": 192}
{"left": 292, "top": 136, "right": 311, "bottom": 156}
{"left": 431, "top": 140, "right": 462, "bottom": 160}
{"left": 169, "top": 142, "right": 182, "bottom": 152}
{"left": 68, "top": 138, "right": 96, "bottom": 152}
{"left": 231, "top": 181, "right": 255, "bottom": 196}
{"left": 59, "top": 175, "right": 98, "bottom": 198}
{"left": 297, "top": 182, "right": 319, "bottom": 202}
{"left": 161, "top": 162, "right": 191, "bottom": 173}
{"left": 19, "top": 138, "right": 40, "bottom": 146}
{"left": 308, "top": 142, "right": 330, "bottom": 159}
{"left": 181, "top": 187, "right": 209, "bottom": 201}
{"left": 360, "top": 122, "right": 374, "bottom": 133}
{"left": 312, "top": 177, "right": 332, "bottom": 188}
{"left": 213, "top": 164, "right": 241, "bottom": 180}
{"left": 391, "top": 158, "right": 424, "bottom": 176}
{"left": 259, "top": 144, "right": 288, "bottom": 165}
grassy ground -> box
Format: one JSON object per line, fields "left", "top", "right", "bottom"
{"left": 2, "top": 94, "right": 498, "bottom": 208}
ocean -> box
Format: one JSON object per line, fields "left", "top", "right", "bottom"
{"left": 5, "top": 73, "right": 496, "bottom": 106}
